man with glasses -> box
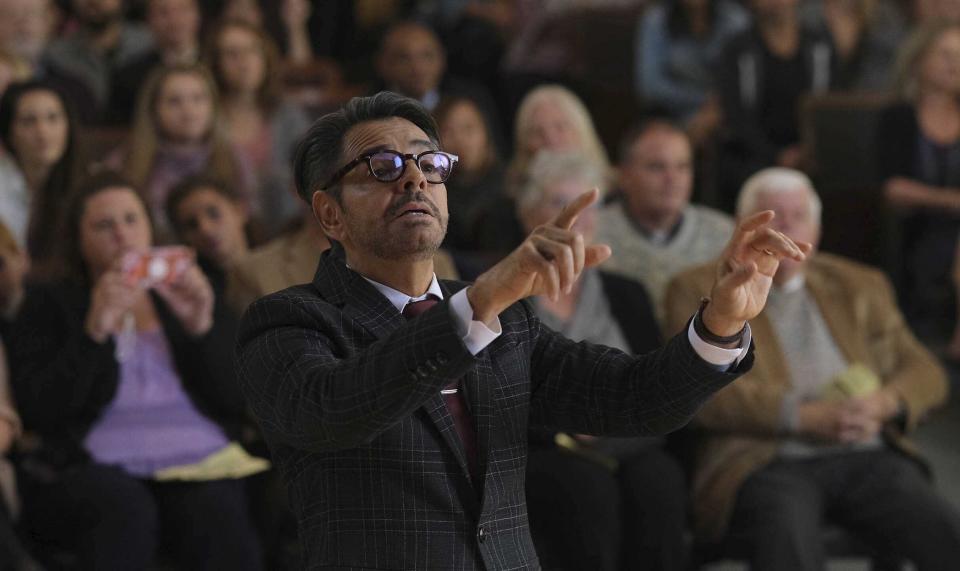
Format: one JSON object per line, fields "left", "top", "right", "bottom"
{"left": 236, "top": 91, "right": 810, "bottom": 570}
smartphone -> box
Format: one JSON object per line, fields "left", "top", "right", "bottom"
{"left": 120, "top": 246, "right": 193, "bottom": 288}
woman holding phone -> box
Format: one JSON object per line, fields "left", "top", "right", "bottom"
{"left": 2, "top": 171, "right": 263, "bottom": 570}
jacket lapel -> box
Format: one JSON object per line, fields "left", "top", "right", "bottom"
{"left": 312, "top": 244, "right": 405, "bottom": 340}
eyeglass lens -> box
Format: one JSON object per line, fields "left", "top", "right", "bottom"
{"left": 368, "top": 151, "right": 453, "bottom": 183}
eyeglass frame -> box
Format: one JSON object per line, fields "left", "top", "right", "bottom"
{"left": 320, "top": 149, "right": 460, "bottom": 190}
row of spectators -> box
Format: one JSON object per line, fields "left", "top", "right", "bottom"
{"left": 0, "top": 0, "right": 957, "bottom": 569}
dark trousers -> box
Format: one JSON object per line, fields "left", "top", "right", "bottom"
{"left": 526, "top": 445, "right": 687, "bottom": 571}
{"left": 20, "top": 462, "right": 263, "bottom": 570}
{"left": 728, "top": 449, "right": 960, "bottom": 571}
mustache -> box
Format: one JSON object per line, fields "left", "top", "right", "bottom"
{"left": 387, "top": 192, "right": 440, "bottom": 218}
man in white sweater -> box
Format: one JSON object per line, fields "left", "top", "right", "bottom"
{"left": 597, "top": 119, "right": 734, "bottom": 325}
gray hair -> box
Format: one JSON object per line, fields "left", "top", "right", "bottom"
{"left": 517, "top": 150, "right": 607, "bottom": 214}
{"left": 736, "top": 167, "right": 822, "bottom": 225}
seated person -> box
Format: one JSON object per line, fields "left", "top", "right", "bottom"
{"left": 434, "top": 95, "right": 507, "bottom": 257}
{"left": 716, "top": 0, "right": 836, "bottom": 209}
{"left": 519, "top": 150, "right": 684, "bottom": 571}
{"left": 206, "top": 18, "right": 312, "bottom": 238}
{"left": 112, "top": 63, "right": 255, "bottom": 242}
{"left": 166, "top": 175, "right": 253, "bottom": 294}
{"left": 597, "top": 119, "right": 734, "bottom": 325}
{"left": 3, "top": 172, "right": 263, "bottom": 571}
{"left": 636, "top": 0, "right": 749, "bottom": 144}
{"left": 665, "top": 167, "right": 960, "bottom": 571}
{"left": 880, "top": 22, "right": 960, "bottom": 346}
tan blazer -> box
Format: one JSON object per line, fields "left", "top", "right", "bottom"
{"left": 664, "top": 252, "right": 948, "bottom": 540}
{"left": 227, "top": 224, "right": 460, "bottom": 314}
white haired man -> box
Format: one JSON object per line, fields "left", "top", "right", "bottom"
{"left": 666, "top": 167, "right": 960, "bottom": 571}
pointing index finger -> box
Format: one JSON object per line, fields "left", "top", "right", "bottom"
{"left": 551, "top": 188, "right": 599, "bottom": 230}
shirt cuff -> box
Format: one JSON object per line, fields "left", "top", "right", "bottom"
{"left": 450, "top": 288, "right": 502, "bottom": 355}
{"left": 687, "top": 319, "right": 751, "bottom": 370}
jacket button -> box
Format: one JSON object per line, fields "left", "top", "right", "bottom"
{"left": 477, "top": 525, "right": 486, "bottom": 543}
{"left": 435, "top": 351, "right": 448, "bottom": 365}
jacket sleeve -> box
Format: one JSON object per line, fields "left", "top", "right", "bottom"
{"left": 236, "top": 291, "right": 478, "bottom": 452}
{"left": 525, "top": 300, "right": 750, "bottom": 437}
{"left": 664, "top": 265, "right": 788, "bottom": 436}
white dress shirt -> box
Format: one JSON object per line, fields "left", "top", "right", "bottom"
{"left": 363, "top": 274, "right": 748, "bottom": 367}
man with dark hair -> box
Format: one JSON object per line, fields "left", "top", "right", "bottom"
{"left": 374, "top": 20, "right": 504, "bottom": 149}
{"left": 237, "top": 91, "right": 809, "bottom": 569}
{"left": 43, "top": 0, "right": 153, "bottom": 115}
{"left": 108, "top": 0, "right": 201, "bottom": 124}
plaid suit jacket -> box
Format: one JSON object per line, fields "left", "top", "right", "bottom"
{"left": 237, "top": 247, "right": 753, "bottom": 570}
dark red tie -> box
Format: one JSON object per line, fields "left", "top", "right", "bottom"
{"left": 402, "top": 297, "right": 479, "bottom": 482}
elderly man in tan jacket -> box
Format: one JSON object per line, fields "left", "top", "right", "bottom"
{"left": 666, "top": 168, "right": 960, "bottom": 571}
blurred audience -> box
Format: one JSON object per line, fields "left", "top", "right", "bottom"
{"left": 636, "top": 0, "right": 749, "bottom": 143}
{"left": 811, "top": 0, "right": 906, "bottom": 91}
{"left": 434, "top": 95, "right": 507, "bottom": 254}
{"left": 0, "top": 0, "right": 99, "bottom": 122}
{"left": 0, "top": 81, "right": 80, "bottom": 274}
{"left": 880, "top": 22, "right": 960, "bottom": 345}
{"left": 206, "top": 19, "right": 310, "bottom": 238}
{"left": 2, "top": 171, "right": 263, "bottom": 570}
{"left": 115, "top": 63, "right": 254, "bottom": 241}
{"left": 717, "top": 0, "right": 836, "bottom": 209}
{"left": 43, "top": 0, "right": 154, "bottom": 119}
{"left": 666, "top": 168, "right": 960, "bottom": 570}
{"left": 109, "top": 0, "right": 203, "bottom": 124}
{"left": 520, "top": 150, "right": 682, "bottom": 571}
{"left": 597, "top": 119, "right": 734, "bottom": 325}
{"left": 166, "top": 175, "right": 252, "bottom": 292}
{"left": 375, "top": 20, "right": 502, "bottom": 145}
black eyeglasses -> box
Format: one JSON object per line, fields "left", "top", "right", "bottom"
{"left": 321, "top": 149, "right": 459, "bottom": 190}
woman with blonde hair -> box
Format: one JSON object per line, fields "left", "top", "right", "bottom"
{"left": 879, "top": 21, "right": 960, "bottom": 351}
{"left": 117, "top": 63, "right": 254, "bottom": 241}
{"left": 476, "top": 85, "right": 612, "bottom": 256}
{"left": 509, "top": 84, "right": 612, "bottom": 192}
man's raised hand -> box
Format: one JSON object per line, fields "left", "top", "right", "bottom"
{"left": 702, "top": 210, "right": 813, "bottom": 338}
{"left": 467, "top": 188, "right": 612, "bottom": 324}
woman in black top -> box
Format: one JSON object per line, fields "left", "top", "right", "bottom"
{"left": 4, "top": 172, "right": 262, "bottom": 570}
{"left": 879, "top": 22, "right": 960, "bottom": 348}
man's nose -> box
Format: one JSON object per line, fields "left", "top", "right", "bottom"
{"left": 398, "top": 158, "right": 428, "bottom": 193}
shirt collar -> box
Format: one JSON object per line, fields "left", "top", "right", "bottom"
{"left": 362, "top": 273, "right": 444, "bottom": 314}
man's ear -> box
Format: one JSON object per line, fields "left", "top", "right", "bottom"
{"left": 312, "top": 190, "right": 345, "bottom": 242}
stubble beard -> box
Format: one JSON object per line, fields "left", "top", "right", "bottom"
{"left": 348, "top": 211, "right": 448, "bottom": 262}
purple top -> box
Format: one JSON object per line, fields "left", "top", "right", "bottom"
{"left": 83, "top": 328, "right": 229, "bottom": 477}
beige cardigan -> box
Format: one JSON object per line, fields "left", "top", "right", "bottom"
{"left": 664, "top": 253, "right": 947, "bottom": 540}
